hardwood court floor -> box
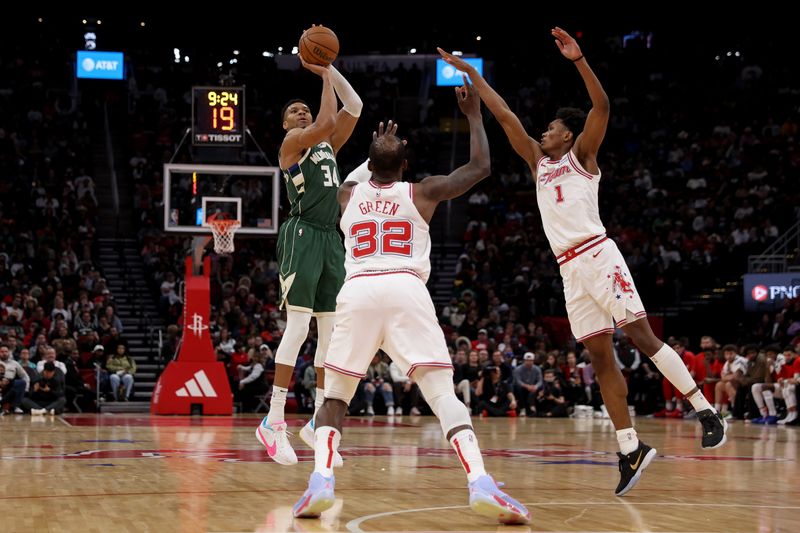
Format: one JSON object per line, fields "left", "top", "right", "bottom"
{"left": 0, "top": 414, "right": 797, "bottom": 532}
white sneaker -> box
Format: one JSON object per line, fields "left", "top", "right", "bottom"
{"left": 14, "top": 407, "right": 24, "bottom": 414}
{"left": 366, "top": 405, "right": 375, "bottom": 416}
{"left": 394, "top": 406, "right": 403, "bottom": 415}
{"left": 778, "top": 413, "right": 797, "bottom": 425}
{"left": 410, "top": 407, "right": 421, "bottom": 416}
{"left": 31, "top": 408, "right": 45, "bottom": 416}
{"left": 48, "top": 409, "right": 55, "bottom": 416}
{"left": 299, "top": 419, "right": 343, "bottom": 468}
{"left": 256, "top": 418, "right": 298, "bottom": 465}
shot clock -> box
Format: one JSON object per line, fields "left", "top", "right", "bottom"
{"left": 192, "top": 86, "right": 245, "bottom": 146}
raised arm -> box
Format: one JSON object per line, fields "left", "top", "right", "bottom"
{"left": 438, "top": 47, "right": 543, "bottom": 169}
{"left": 328, "top": 65, "right": 363, "bottom": 154}
{"left": 413, "top": 79, "right": 490, "bottom": 222}
{"left": 552, "top": 27, "right": 609, "bottom": 167}
{"left": 279, "top": 59, "right": 337, "bottom": 168}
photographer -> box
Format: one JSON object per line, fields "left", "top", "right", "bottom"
{"left": 536, "top": 369, "right": 567, "bottom": 417}
{"left": 23, "top": 361, "right": 66, "bottom": 415}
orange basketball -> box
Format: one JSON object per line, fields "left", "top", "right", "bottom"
{"left": 299, "top": 25, "right": 339, "bottom": 66}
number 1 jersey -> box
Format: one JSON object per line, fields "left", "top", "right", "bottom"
{"left": 535, "top": 150, "right": 606, "bottom": 255}
{"left": 341, "top": 180, "right": 431, "bottom": 282}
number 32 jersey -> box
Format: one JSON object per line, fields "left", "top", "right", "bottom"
{"left": 341, "top": 180, "right": 431, "bottom": 282}
{"left": 535, "top": 150, "right": 607, "bottom": 255}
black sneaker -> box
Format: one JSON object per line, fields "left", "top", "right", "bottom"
{"left": 697, "top": 409, "right": 727, "bottom": 449}
{"left": 615, "top": 441, "right": 657, "bottom": 496}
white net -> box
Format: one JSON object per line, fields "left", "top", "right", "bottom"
{"left": 209, "top": 219, "right": 241, "bottom": 254}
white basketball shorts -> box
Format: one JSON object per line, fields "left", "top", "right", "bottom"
{"left": 559, "top": 237, "right": 647, "bottom": 342}
{"left": 323, "top": 269, "right": 452, "bottom": 401}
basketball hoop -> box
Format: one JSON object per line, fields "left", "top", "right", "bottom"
{"left": 208, "top": 215, "right": 241, "bottom": 255}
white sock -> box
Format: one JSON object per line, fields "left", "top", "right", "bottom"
{"left": 267, "top": 386, "right": 288, "bottom": 424}
{"left": 714, "top": 402, "right": 721, "bottom": 411}
{"left": 763, "top": 391, "right": 777, "bottom": 416}
{"left": 665, "top": 400, "right": 674, "bottom": 411}
{"left": 651, "top": 344, "right": 712, "bottom": 413}
{"left": 314, "top": 426, "right": 340, "bottom": 478}
{"left": 314, "top": 387, "right": 325, "bottom": 417}
{"left": 449, "top": 429, "right": 487, "bottom": 483}
{"left": 785, "top": 385, "right": 797, "bottom": 409}
{"left": 616, "top": 427, "right": 639, "bottom": 455}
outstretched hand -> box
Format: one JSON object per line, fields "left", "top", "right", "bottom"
{"left": 552, "top": 27, "right": 583, "bottom": 61}
{"left": 455, "top": 77, "right": 480, "bottom": 117}
{"left": 373, "top": 120, "right": 407, "bottom": 145}
{"left": 437, "top": 47, "right": 476, "bottom": 75}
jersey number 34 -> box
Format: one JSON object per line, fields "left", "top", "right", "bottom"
{"left": 350, "top": 220, "right": 413, "bottom": 258}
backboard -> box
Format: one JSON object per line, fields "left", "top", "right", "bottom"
{"left": 163, "top": 164, "right": 280, "bottom": 235}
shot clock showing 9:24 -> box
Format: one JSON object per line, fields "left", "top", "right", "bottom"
{"left": 192, "top": 86, "right": 245, "bottom": 146}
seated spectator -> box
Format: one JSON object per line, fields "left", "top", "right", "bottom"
{"left": 476, "top": 364, "right": 517, "bottom": 417}
{"left": 228, "top": 343, "right": 250, "bottom": 386}
{"left": 734, "top": 345, "right": 768, "bottom": 419}
{"left": 36, "top": 347, "right": 67, "bottom": 377}
{"left": 750, "top": 345, "right": 791, "bottom": 424}
{"left": 560, "top": 351, "right": 586, "bottom": 404}
{"left": 107, "top": 344, "right": 136, "bottom": 401}
{"left": 363, "top": 352, "right": 395, "bottom": 416}
{"left": 237, "top": 351, "right": 269, "bottom": 412}
{"left": 715, "top": 344, "right": 746, "bottom": 418}
{"left": 60, "top": 348, "right": 92, "bottom": 411}
{"left": 260, "top": 343, "right": 276, "bottom": 370}
{"left": 536, "top": 369, "right": 567, "bottom": 418}
{"left": 18, "top": 348, "right": 37, "bottom": 378}
{"left": 51, "top": 325, "right": 77, "bottom": 359}
{"left": 389, "top": 361, "right": 421, "bottom": 415}
{"left": 23, "top": 361, "right": 66, "bottom": 415}
{"left": 1, "top": 343, "right": 30, "bottom": 414}
{"left": 513, "top": 352, "right": 543, "bottom": 417}
{"left": 777, "top": 345, "right": 800, "bottom": 425}
{"left": 457, "top": 350, "right": 482, "bottom": 412}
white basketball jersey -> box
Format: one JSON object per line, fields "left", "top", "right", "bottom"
{"left": 341, "top": 180, "right": 431, "bottom": 282}
{"left": 535, "top": 150, "right": 606, "bottom": 254}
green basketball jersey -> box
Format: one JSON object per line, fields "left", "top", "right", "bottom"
{"left": 281, "top": 141, "right": 340, "bottom": 226}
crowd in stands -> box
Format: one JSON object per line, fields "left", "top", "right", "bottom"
{"left": 0, "top": 47, "right": 136, "bottom": 414}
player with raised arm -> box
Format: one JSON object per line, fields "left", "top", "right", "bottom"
{"left": 439, "top": 27, "right": 726, "bottom": 496}
{"left": 256, "top": 53, "right": 361, "bottom": 466}
{"left": 291, "top": 81, "right": 530, "bottom": 525}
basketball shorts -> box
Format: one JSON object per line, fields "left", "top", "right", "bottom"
{"left": 323, "top": 270, "right": 452, "bottom": 400}
{"left": 277, "top": 217, "right": 345, "bottom": 315}
{"left": 560, "top": 237, "right": 647, "bottom": 342}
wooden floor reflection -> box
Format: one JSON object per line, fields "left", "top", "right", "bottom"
{"left": 1, "top": 414, "right": 798, "bottom": 532}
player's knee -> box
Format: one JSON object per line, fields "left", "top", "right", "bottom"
{"left": 324, "top": 372, "right": 358, "bottom": 404}
{"left": 751, "top": 383, "right": 763, "bottom": 394}
{"left": 274, "top": 311, "right": 311, "bottom": 366}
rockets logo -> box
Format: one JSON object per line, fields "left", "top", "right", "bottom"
{"left": 187, "top": 313, "right": 208, "bottom": 337}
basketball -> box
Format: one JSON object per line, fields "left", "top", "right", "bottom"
{"left": 299, "top": 25, "right": 339, "bottom": 66}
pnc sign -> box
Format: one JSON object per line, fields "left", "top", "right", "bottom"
{"left": 744, "top": 274, "right": 800, "bottom": 311}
